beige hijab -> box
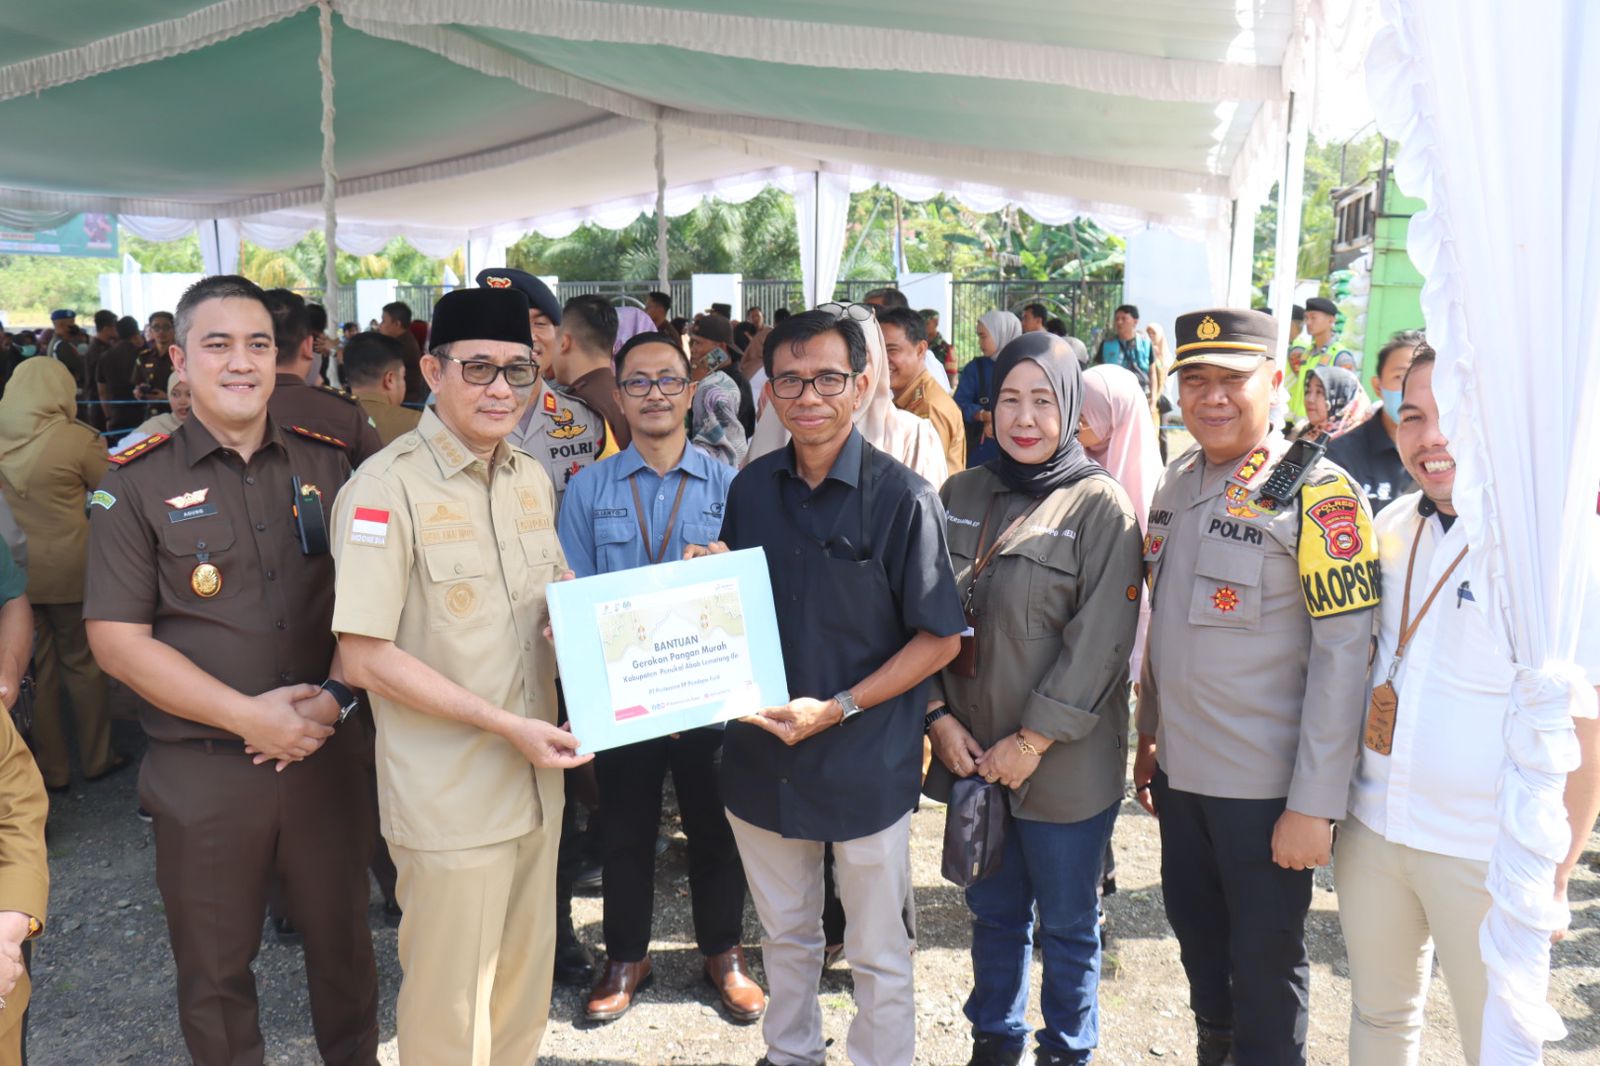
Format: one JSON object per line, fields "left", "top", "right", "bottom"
{"left": 0, "top": 358, "right": 79, "bottom": 494}
{"left": 745, "top": 313, "right": 949, "bottom": 486}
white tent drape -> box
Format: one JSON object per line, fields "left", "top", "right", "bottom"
{"left": 197, "top": 219, "right": 241, "bottom": 275}
{"left": 1369, "top": 1, "right": 1600, "bottom": 1059}
{"left": 793, "top": 170, "right": 851, "bottom": 308}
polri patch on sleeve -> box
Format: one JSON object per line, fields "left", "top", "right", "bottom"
{"left": 1298, "top": 478, "right": 1380, "bottom": 618}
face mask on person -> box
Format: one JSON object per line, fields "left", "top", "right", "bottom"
{"left": 1381, "top": 387, "right": 1403, "bottom": 422}
{"left": 19, "top": 345, "right": 36, "bottom": 357}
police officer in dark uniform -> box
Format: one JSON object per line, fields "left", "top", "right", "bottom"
{"left": 263, "top": 289, "right": 383, "bottom": 469}
{"left": 84, "top": 275, "right": 379, "bottom": 1066}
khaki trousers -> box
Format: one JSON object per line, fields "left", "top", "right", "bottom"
{"left": 1334, "top": 816, "right": 1491, "bottom": 1065}
{"left": 728, "top": 809, "right": 915, "bottom": 1066}
{"left": 390, "top": 812, "right": 561, "bottom": 1066}
{"left": 29, "top": 602, "right": 112, "bottom": 787}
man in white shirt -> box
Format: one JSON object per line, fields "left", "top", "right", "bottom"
{"left": 1335, "top": 343, "right": 1600, "bottom": 1064}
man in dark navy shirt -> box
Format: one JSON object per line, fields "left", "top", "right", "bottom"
{"left": 692, "top": 309, "right": 963, "bottom": 1066}
{"left": 1326, "top": 331, "right": 1421, "bottom": 513}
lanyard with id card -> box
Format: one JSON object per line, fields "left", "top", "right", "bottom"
{"left": 1364, "top": 518, "right": 1467, "bottom": 754}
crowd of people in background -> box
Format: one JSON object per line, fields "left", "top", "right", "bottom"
{"left": 0, "top": 273, "right": 1590, "bottom": 1066}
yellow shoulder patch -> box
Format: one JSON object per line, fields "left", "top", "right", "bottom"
{"left": 1298, "top": 477, "right": 1380, "bottom": 617}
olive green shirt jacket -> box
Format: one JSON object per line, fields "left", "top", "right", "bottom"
{"left": 927, "top": 465, "right": 1144, "bottom": 823}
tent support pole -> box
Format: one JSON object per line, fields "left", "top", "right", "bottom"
{"left": 655, "top": 121, "right": 668, "bottom": 292}
{"left": 1270, "top": 90, "right": 1308, "bottom": 359}
{"left": 318, "top": 1, "right": 338, "bottom": 318}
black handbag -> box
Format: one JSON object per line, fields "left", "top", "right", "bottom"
{"left": 941, "top": 776, "right": 1009, "bottom": 887}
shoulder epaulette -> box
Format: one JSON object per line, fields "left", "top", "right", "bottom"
{"left": 318, "top": 384, "right": 358, "bottom": 405}
{"left": 107, "top": 433, "right": 171, "bottom": 466}
{"left": 288, "top": 425, "right": 348, "bottom": 449}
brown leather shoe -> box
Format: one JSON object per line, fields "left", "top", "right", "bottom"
{"left": 585, "top": 958, "right": 653, "bottom": 1022}
{"left": 704, "top": 946, "right": 766, "bottom": 1023}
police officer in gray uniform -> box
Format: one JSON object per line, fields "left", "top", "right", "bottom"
{"left": 474, "top": 269, "right": 617, "bottom": 506}
{"left": 1132, "top": 309, "right": 1378, "bottom": 1066}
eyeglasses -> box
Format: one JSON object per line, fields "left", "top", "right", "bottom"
{"left": 770, "top": 371, "right": 858, "bottom": 399}
{"left": 436, "top": 352, "right": 539, "bottom": 388}
{"left": 619, "top": 375, "right": 690, "bottom": 397}
{"left": 816, "top": 302, "right": 875, "bottom": 322}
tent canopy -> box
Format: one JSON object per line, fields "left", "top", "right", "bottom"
{"left": 0, "top": 0, "right": 1371, "bottom": 253}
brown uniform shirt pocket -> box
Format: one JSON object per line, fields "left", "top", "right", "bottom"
{"left": 423, "top": 542, "right": 489, "bottom": 630}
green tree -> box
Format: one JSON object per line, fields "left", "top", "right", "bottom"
{"left": 1253, "top": 132, "right": 1387, "bottom": 304}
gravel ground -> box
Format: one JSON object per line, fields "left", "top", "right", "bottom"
{"left": 26, "top": 721, "right": 1600, "bottom": 1064}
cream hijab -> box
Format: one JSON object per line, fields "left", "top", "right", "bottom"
{"left": 745, "top": 312, "right": 948, "bottom": 486}
{"left": 0, "top": 357, "right": 79, "bottom": 494}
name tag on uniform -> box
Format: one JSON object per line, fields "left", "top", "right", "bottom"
{"left": 167, "top": 503, "right": 218, "bottom": 524}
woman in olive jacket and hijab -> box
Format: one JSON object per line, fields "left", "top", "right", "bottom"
{"left": 926, "top": 332, "right": 1143, "bottom": 1066}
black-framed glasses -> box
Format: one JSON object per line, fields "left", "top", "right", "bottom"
{"left": 816, "top": 301, "right": 875, "bottom": 322}
{"left": 436, "top": 352, "right": 539, "bottom": 388}
{"left": 770, "top": 371, "right": 858, "bottom": 399}
{"left": 619, "top": 375, "right": 690, "bottom": 397}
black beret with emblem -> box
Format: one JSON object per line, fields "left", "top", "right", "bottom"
{"left": 1172, "top": 307, "right": 1278, "bottom": 371}
{"left": 474, "top": 267, "right": 562, "bottom": 325}
{"left": 429, "top": 287, "right": 534, "bottom": 351}
{"left": 1304, "top": 296, "right": 1338, "bottom": 316}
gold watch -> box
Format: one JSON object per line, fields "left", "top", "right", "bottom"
{"left": 1014, "top": 733, "right": 1043, "bottom": 758}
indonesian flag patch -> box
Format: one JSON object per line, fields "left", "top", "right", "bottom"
{"left": 349, "top": 507, "right": 391, "bottom": 546}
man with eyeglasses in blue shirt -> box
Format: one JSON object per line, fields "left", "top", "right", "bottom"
{"left": 556, "top": 331, "right": 764, "bottom": 1027}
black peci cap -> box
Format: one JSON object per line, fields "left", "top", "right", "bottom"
{"left": 1304, "top": 296, "right": 1338, "bottom": 316}
{"left": 429, "top": 288, "right": 534, "bottom": 350}
{"left": 1172, "top": 308, "right": 1277, "bottom": 371}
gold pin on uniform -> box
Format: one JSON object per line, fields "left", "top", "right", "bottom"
{"left": 191, "top": 562, "right": 222, "bottom": 598}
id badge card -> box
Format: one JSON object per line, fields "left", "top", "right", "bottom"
{"left": 1364, "top": 680, "right": 1398, "bottom": 755}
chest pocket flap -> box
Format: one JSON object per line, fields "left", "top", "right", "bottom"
{"left": 593, "top": 517, "right": 635, "bottom": 548}
{"left": 1189, "top": 539, "right": 1263, "bottom": 629}
{"left": 682, "top": 520, "right": 721, "bottom": 548}
{"left": 424, "top": 542, "right": 485, "bottom": 583}
{"left": 520, "top": 528, "right": 562, "bottom": 569}
{"left": 159, "top": 515, "right": 241, "bottom": 601}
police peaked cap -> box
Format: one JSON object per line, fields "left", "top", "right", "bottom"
{"left": 1172, "top": 308, "right": 1277, "bottom": 372}
{"left": 475, "top": 267, "right": 562, "bottom": 325}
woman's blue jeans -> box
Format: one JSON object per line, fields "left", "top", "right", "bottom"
{"left": 963, "top": 800, "right": 1119, "bottom": 1063}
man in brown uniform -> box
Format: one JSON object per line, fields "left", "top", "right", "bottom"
{"left": 332, "top": 287, "right": 591, "bottom": 1064}
{"left": 879, "top": 306, "right": 966, "bottom": 474}
{"left": 84, "top": 275, "right": 379, "bottom": 1066}
{"left": 378, "top": 301, "right": 428, "bottom": 407}
{"left": 340, "top": 331, "right": 420, "bottom": 446}
{"left": 263, "top": 289, "right": 383, "bottom": 469}
{"left": 0, "top": 536, "right": 49, "bottom": 1066}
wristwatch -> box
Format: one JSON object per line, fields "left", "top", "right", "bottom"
{"left": 924, "top": 707, "right": 950, "bottom": 733}
{"left": 833, "top": 689, "right": 863, "bottom": 722}
{"left": 320, "top": 679, "right": 361, "bottom": 725}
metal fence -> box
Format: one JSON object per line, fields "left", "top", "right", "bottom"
{"left": 289, "top": 278, "right": 1122, "bottom": 362}
{"left": 948, "top": 279, "right": 1123, "bottom": 368}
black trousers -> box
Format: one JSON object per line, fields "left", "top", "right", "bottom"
{"left": 593, "top": 727, "right": 745, "bottom": 961}
{"left": 1151, "top": 768, "right": 1312, "bottom": 1066}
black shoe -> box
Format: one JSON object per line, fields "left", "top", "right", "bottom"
{"left": 45, "top": 782, "right": 69, "bottom": 796}
{"left": 382, "top": 899, "right": 402, "bottom": 928}
{"left": 1196, "top": 1020, "right": 1235, "bottom": 1066}
{"left": 272, "top": 915, "right": 304, "bottom": 946}
{"left": 967, "top": 1033, "right": 1028, "bottom": 1066}
{"left": 554, "top": 930, "right": 595, "bottom": 987}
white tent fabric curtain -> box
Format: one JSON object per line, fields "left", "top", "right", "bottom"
{"left": 792, "top": 171, "right": 852, "bottom": 309}
{"left": 197, "top": 219, "right": 242, "bottom": 276}
{"left": 1369, "top": 1, "right": 1600, "bottom": 1060}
